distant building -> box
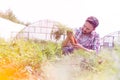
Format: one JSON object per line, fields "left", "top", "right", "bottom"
{"left": 15, "top": 19, "right": 65, "bottom": 41}
{"left": 100, "top": 30, "right": 120, "bottom": 49}
{"left": 100, "top": 36, "right": 114, "bottom": 49}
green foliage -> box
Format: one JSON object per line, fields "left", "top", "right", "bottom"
{"left": 38, "top": 40, "right": 62, "bottom": 60}
{"left": 51, "top": 22, "right": 71, "bottom": 41}
{"left": 0, "top": 38, "right": 62, "bottom": 79}
{"left": 114, "top": 43, "right": 120, "bottom": 55}
{"left": 73, "top": 49, "right": 120, "bottom": 80}
{"left": 0, "top": 38, "right": 120, "bottom": 80}
{"left": 0, "top": 9, "right": 28, "bottom": 25}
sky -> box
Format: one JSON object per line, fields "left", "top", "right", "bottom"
{"left": 0, "top": 0, "right": 120, "bottom": 37}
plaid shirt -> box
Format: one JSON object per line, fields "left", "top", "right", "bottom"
{"left": 75, "top": 27, "right": 100, "bottom": 52}
{"left": 62, "top": 27, "right": 100, "bottom": 55}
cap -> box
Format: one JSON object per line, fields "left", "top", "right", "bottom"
{"left": 86, "top": 16, "right": 99, "bottom": 28}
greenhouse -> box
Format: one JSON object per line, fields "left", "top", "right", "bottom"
{"left": 15, "top": 19, "right": 65, "bottom": 41}
{"left": 100, "top": 30, "right": 120, "bottom": 49}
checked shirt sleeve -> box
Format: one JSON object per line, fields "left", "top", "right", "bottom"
{"left": 93, "top": 33, "right": 100, "bottom": 53}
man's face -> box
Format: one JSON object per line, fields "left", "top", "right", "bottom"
{"left": 82, "top": 21, "right": 95, "bottom": 34}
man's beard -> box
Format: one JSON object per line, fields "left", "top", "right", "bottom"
{"left": 82, "top": 30, "right": 91, "bottom": 35}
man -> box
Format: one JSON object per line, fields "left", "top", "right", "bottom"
{"left": 75, "top": 16, "right": 100, "bottom": 52}
{"left": 62, "top": 16, "right": 100, "bottom": 55}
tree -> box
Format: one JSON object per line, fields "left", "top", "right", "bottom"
{"left": 0, "top": 9, "right": 28, "bottom": 25}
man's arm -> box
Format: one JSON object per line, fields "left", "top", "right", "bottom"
{"left": 62, "top": 37, "right": 69, "bottom": 47}
{"left": 70, "top": 36, "right": 94, "bottom": 52}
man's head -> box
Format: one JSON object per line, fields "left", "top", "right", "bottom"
{"left": 82, "top": 16, "right": 99, "bottom": 34}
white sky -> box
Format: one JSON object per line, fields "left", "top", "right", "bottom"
{"left": 0, "top": 0, "right": 120, "bottom": 37}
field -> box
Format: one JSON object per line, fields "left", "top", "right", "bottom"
{"left": 0, "top": 38, "right": 120, "bottom": 80}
